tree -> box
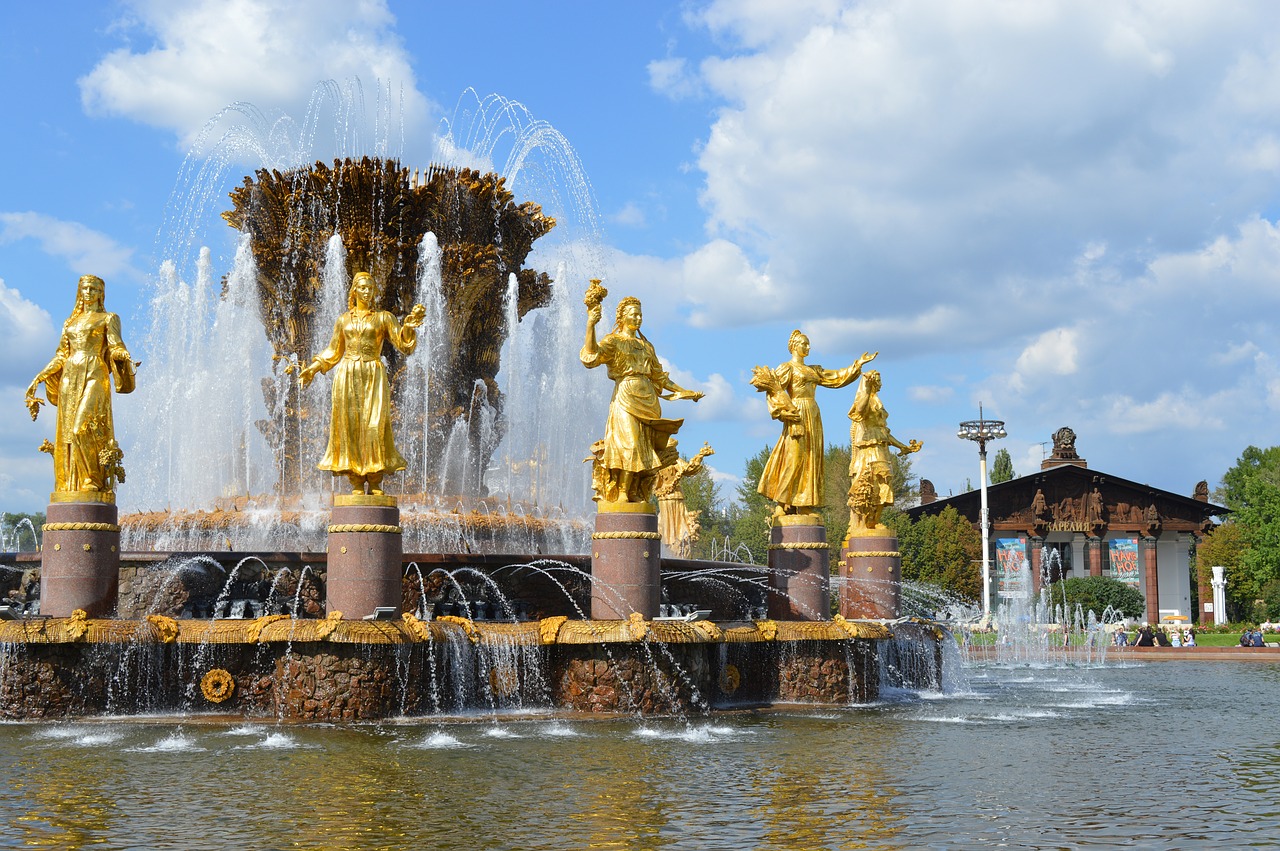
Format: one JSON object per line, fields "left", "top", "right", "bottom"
{"left": 990, "top": 448, "right": 1016, "bottom": 484}
{"left": 1209, "top": 446, "right": 1280, "bottom": 620}
{"left": 1, "top": 512, "right": 44, "bottom": 551}
{"left": 1197, "top": 521, "right": 1252, "bottom": 621}
{"left": 1045, "top": 576, "right": 1144, "bottom": 620}
{"left": 731, "top": 447, "right": 774, "bottom": 564}
{"left": 886, "top": 505, "right": 982, "bottom": 601}
{"left": 679, "top": 462, "right": 726, "bottom": 560}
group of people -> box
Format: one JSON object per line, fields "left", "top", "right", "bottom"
{"left": 1117, "top": 623, "right": 1196, "bottom": 647}
{"left": 1239, "top": 628, "right": 1269, "bottom": 647}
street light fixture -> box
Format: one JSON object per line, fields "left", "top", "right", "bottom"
{"left": 957, "top": 404, "right": 1007, "bottom": 622}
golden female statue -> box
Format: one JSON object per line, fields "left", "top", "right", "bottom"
{"left": 26, "top": 274, "right": 135, "bottom": 498}
{"left": 654, "top": 442, "right": 714, "bottom": 556}
{"left": 581, "top": 284, "right": 703, "bottom": 504}
{"left": 298, "top": 271, "right": 425, "bottom": 495}
{"left": 754, "top": 330, "right": 876, "bottom": 517}
{"left": 847, "top": 369, "right": 921, "bottom": 533}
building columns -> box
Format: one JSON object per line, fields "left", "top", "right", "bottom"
{"left": 1141, "top": 536, "right": 1160, "bottom": 625}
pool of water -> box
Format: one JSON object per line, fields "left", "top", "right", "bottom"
{"left": 2, "top": 659, "right": 1275, "bottom": 849}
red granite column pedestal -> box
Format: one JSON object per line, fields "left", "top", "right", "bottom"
{"left": 590, "top": 505, "right": 661, "bottom": 620}
{"left": 839, "top": 533, "right": 902, "bottom": 620}
{"left": 1029, "top": 537, "right": 1045, "bottom": 596}
{"left": 40, "top": 499, "right": 120, "bottom": 617}
{"left": 326, "top": 497, "right": 402, "bottom": 619}
{"left": 767, "top": 516, "right": 829, "bottom": 621}
{"left": 1141, "top": 536, "right": 1160, "bottom": 626}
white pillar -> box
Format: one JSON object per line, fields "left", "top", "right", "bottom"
{"left": 1211, "top": 565, "right": 1227, "bottom": 627}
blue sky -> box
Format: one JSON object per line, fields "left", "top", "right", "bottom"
{"left": 3, "top": 0, "right": 1280, "bottom": 514}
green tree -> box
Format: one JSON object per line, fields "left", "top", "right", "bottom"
{"left": 1045, "top": 576, "right": 1145, "bottom": 619}
{"left": 1210, "top": 446, "right": 1280, "bottom": 620}
{"left": 679, "top": 462, "right": 726, "bottom": 560}
{"left": 1196, "top": 522, "right": 1251, "bottom": 620}
{"left": 732, "top": 447, "right": 774, "bottom": 564}
{"left": 990, "top": 448, "right": 1016, "bottom": 484}
{"left": 1215, "top": 445, "right": 1280, "bottom": 512}
{"left": 1, "top": 512, "right": 44, "bottom": 551}
{"left": 886, "top": 505, "right": 982, "bottom": 601}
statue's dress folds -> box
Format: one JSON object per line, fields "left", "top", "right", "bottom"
{"left": 758, "top": 361, "right": 861, "bottom": 509}
{"left": 313, "top": 310, "right": 418, "bottom": 477}
{"left": 849, "top": 392, "right": 895, "bottom": 507}
{"left": 582, "top": 332, "right": 682, "bottom": 478}
{"left": 45, "top": 312, "right": 130, "bottom": 492}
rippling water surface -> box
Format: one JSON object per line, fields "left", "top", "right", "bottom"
{"left": 3, "top": 660, "right": 1276, "bottom": 849}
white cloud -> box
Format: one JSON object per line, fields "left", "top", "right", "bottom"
{"left": 1100, "top": 390, "right": 1223, "bottom": 435}
{"left": 610, "top": 202, "right": 647, "bottom": 228}
{"left": 680, "top": 239, "right": 783, "bottom": 327}
{"left": 0, "top": 212, "right": 138, "bottom": 281}
{"left": 1012, "top": 327, "right": 1080, "bottom": 387}
{"left": 908, "top": 385, "right": 955, "bottom": 404}
{"left": 647, "top": 57, "right": 704, "bottom": 101}
{"left": 78, "top": 0, "right": 430, "bottom": 151}
{"left": 0, "top": 279, "right": 57, "bottom": 385}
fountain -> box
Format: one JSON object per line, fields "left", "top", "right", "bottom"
{"left": 0, "top": 93, "right": 949, "bottom": 720}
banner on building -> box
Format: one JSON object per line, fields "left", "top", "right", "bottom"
{"left": 1110, "top": 538, "right": 1140, "bottom": 588}
{"left": 995, "top": 537, "right": 1029, "bottom": 598}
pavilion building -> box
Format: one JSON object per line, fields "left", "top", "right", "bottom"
{"left": 905, "top": 427, "right": 1225, "bottom": 626}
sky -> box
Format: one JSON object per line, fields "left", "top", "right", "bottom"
{"left": 2, "top": 0, "right": 1280, "bottom": 515}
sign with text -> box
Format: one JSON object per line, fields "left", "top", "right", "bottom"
{"left": 1110, "top": 538, "right": 1140, "bottom": 588}
{"left": 996, "top": 537, "right": 1029, "bottom": 598}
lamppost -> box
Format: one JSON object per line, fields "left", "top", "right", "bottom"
{"left": 957, "top": 404, "right": 1007, "bottom": 622}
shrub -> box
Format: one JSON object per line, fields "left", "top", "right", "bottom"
{"left": 1045, "top": 576, "right": 1145, "bottom": 620}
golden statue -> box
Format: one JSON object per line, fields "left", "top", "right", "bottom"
{"left": 580, "top": 282, "right": 703, "bottom": 504}
{"left": 847, "top": 370, "right": 921, "bottom": 533}
{"left": 26, "top": 275, "right": 136, "bottom": 499}
{"left": 298, "top": 271, "right": 425, "bottom": 495}
{"left": 654, "top": 442, "right": 714, "bottom": 557}
{"left": 753, "top": 330, "right": 876, "bottom": 517}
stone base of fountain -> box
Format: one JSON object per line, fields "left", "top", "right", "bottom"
{"left": 839, "top": 532, "right": 902, "bottom": 619}
{"left": 40, "top": 501, "right": 121, "bottom": 618}
{"left": 767, "top": 515, "right": 829, "bottom": 620}
{"left": 589, "top": 505, "right": 661, "bottom": 619}
{"left": 326, "top": 498, "right": 403, "bottom": 619}
{"left": 0, "top": 615, "right": 946, "bottom": 720}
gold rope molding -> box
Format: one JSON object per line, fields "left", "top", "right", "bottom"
{"left": 326, "top": 524, "right": 403, "bottom": 534}
{"left": 591, "top": 531, "right": 662, "bottom": 540}
{"left": 844, "top": 550, "right": 900, "bottom": 558}
{"left": 766, "top": 542, "right": 829, "bottom": 550}
{"left": 43, "top": 522, "right": 120, "bottom": 533}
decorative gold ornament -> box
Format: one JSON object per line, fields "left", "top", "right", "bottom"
{"left": 314, "top": 610, "right": 344, "bottom": 639}
{"left": 847, "top": 369, "right": 921, "bottom": 533}
{"left": 753, "top": 332, "right": 875, "bottom": 517}
{"left": 581, "top": 290, "right": 703, "bottom": 505}
{"left": 145, "top": 614, "right": 180, "bottom": 643}
{"left": 626, "top": 611, "right": 649, "bottom": 641}
{"left": 26, "top": 275, "right": 135, "bottom": 499}
{"left": 538, "top": 615, "right": 568, "bottom": 644}
{"left": 297, "top": 271, "right": 424, "bottom": 497}
{"left": 200, "top": 668, "right": 236, "bottom": 704}
{"left": 438, "top": 615, "right": 479, "bottom": 643}
{"left": 755, "top": 619, "right": 778, "bottom": 641}
{"left": 66, "top": 609, "right": 89, "bottom": 641}
{"left": 401, "top": 612, "right": 432, "bottom": 642}
{"left": 719, "top": 663, "right": 742, "bottom": 694}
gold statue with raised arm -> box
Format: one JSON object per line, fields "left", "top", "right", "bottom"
{"left": 847, "top": 369, "right": 921, "bottom": 533}
{"left": 26, "top": 275, "right": 136, "bottom": 500}
{"left": 753, "top": 330, "right": 876, "bottom": 518}
{"left": 580, "top": 281, "right": 703, "bottom": 504}
{"left": 298, "top": 271, "right": 426, "bottom": 496}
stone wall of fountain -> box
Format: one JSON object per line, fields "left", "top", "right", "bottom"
{"left": 0, "top": 614, "right": 944, "bottom": 720}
